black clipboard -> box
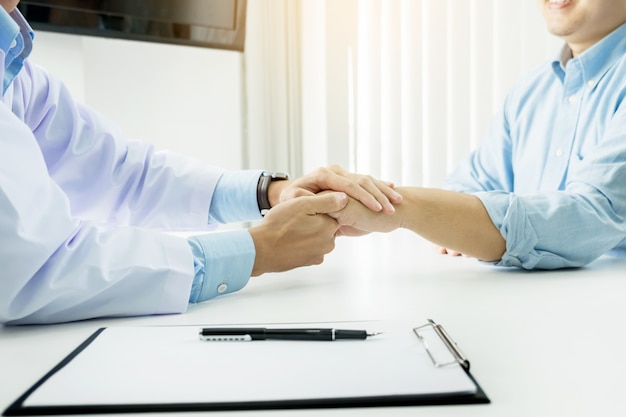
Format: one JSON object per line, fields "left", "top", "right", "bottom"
{"left": 4, "top": 320, "right": 489, "bottom": 415}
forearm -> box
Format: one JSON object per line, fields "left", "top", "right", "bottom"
{"left": 395, "top": 187, "right": 505, "bottom": 262}
{"left": 2, "top": 223, "right": 195, "bottom": 325}
{"left": 334, "top": 186, "right": 505, "bottom": 261}
{"left": 27, "top": 81, "right": 224, "bottom": 228}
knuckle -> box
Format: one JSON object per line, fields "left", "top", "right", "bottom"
{"left": 316, "top": 166, "right": 330, "bottom": 175}
{"left": 345, "top": 181, "right": 358, "bottom": 191}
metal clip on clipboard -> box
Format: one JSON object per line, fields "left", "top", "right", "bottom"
{"left": 413, "top": 318, "right": 470, "bottom": 370}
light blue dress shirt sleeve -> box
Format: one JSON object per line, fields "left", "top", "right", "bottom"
{"left": 208, "top": 170, "right": 264, "bottom": 224}
{"left": 188, "top": 170, "right": 264, "bottom": 303}
{"left": 188, "top": 230, "right": 255, "bottom": 303}
{"left": 446, "top": 23, "right": 626, "bottom": 269}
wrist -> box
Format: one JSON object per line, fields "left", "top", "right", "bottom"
{"left": 268, "top": 178, "right": 291, "bottom": 207}
{"left": 248, "top": 226, "right": 270, "bottom": 276}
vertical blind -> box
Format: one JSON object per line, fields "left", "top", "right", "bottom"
{"left": 296, "top": 0, "right": 561, "bottom": 187}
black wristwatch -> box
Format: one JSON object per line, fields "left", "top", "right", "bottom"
{"left": 257, "top": 171, "right": 290, "bottom": 216}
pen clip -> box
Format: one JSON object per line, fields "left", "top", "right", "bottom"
{"left": 413, "top": 319, "right": 470, "bottom": 370}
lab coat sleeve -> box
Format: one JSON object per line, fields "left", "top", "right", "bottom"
{"left": 0, "top": 101, "right": 197, "bottom": 325}
{"left": 0, "top": 61, "right": 231, "bottom": 324}
{"left": 11, "top": 60, "right": 223, "bottom": 230}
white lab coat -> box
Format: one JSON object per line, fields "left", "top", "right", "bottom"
{"left": 0, "top": 59, "right": 224, "bottom": 325}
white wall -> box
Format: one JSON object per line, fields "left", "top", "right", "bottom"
{"left": 29, "top": 32, "right": 245, "bottom": 171}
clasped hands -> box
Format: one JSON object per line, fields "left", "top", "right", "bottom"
{"left": 271, "top": 164, "right": 404, "bottom": 237}
{"left": 249, "top": 165, "right": 404, "bottom": 276}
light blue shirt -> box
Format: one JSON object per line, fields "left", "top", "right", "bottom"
{"left": 0, "top": 9, "right": 262, "bottom": 324}
{"left": 446, "top": 23, "right": 626, "bottom": 269}
{"left": 188, "top": 170, "right": 262, "bottom": 304}
{"left": 0, "top": 9, "right": 32, "bottom": 93}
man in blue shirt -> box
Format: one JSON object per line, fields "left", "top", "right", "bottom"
{"left": 332, "top": 0, "right": 626, "bottom": 270}
{"left": 0, "top": 1, "right": 402, "bottom": 325}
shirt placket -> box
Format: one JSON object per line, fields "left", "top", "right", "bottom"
{"left": 540, "top": 61, "right": 584, "bottom": 191}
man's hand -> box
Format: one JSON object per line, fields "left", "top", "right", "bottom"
{"left": 269, "top": 165, "right": 402, "bottom": 214}
{"left": 248, "top": 192, "right": 348, "bottom": 276}
{"left": 328, "top": 196, "right": 402, "bottom": 237}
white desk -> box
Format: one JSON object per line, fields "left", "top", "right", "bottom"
{"left": 2, "top": 229, "right": 626, "bottom": 416}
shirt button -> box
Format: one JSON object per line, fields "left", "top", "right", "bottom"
{"left": 10, "top": 39, "right": 17, "bottom": 49}
{"left": 555, "top": 148, "right": 564, "bottom": 157}
{"left": 568, "top": 95, "right": 577, "bottom": 104}
{"left": 217, "top": 283, "right": 228, "bottom": 294}
{"left": 587, "top": 79, "right": 595, "bottom": 87}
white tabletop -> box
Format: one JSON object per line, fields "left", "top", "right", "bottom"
{"left": 2, "top": 229, "right": 626, "bottom": 417}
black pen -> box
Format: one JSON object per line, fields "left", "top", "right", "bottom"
{"left": 198, "top": 327, "right": 381, "bottom": 342}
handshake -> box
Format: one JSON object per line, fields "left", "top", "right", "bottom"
{"left": 248, "top": 164, "right": 403, "bottom": 276}
{"left": 249, "top": 164, "right": 504, "bottom": 276}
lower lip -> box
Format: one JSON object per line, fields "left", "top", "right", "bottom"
{"left": 547, "top": 0, "right": 571, "bottom": 9}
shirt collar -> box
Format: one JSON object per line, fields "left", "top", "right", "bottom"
{"left": 0, "top": 7, "right": 20, "bottom": 52}
{"left": 0, "top": 8, "right": 33, "bottom": 95}
{"left": 551, "top": 22, "right": 626, "bottom": 84}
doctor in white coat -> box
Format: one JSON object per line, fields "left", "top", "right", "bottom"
{"left": 0, "top": 0, "right": 401, "bottom": 325}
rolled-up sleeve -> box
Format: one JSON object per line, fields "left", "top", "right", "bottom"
{"left": 475, "top": 191, "right": 580, "bottom": 269}
{"left": 475, "top": 159, "right": 626, "bottom": 269}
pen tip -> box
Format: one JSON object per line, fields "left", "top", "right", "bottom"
{"left": 368, "top": 332, "right": 383, "bottom": 337}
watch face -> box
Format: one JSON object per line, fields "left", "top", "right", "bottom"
{"left": 269, "top": 171, "right": 289, "bottom": 180}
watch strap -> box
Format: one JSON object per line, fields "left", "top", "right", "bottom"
{"left": 256, "top": 171, "right": 289, "bottom": 216}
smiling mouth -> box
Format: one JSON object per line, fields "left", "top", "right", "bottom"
{"left": 546, "top": 0, "right": 572, "bottom": 9}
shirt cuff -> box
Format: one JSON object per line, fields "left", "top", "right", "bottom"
{"left": 474, "top": 191, "right": 540, "bottom": 269}
{"left": 187, "top": 230, "right": 255, "bottom": 303}
{"left": 208, "top": 170, "right": 264, "bottom": 224}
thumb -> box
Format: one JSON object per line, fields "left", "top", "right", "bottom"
{"left": 305, "top": 192, "right": 348, "bottom": 215}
